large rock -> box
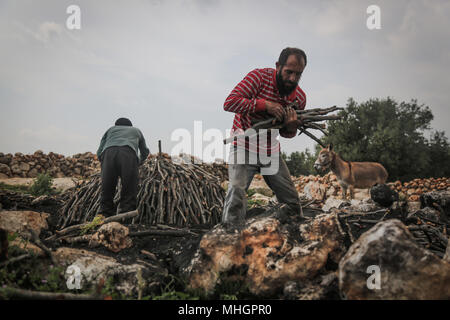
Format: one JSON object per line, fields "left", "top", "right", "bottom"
{"left": 0, "top": 210, "right": 49, "bottom": 237}
{"left": 90, "top": 222, "right": 132, "bottom": 253}
{"left": 183, "top": 211, "right": 346, "bottom": 297}
{"left": 339, "top": 219, "right": 450, "bottom": 299}
{"left": 54, "top": 247, "right": 167, "bottom": 296}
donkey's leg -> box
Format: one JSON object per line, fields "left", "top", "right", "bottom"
{"left": 349, "top": 186, "right": 355, "bottom": 200}
{"left": 341, "top": 185, "right": 347, "bottom": 200}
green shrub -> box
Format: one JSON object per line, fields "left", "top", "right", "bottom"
{"left": 30, "top": 173, "right": 54, "bottom": 196}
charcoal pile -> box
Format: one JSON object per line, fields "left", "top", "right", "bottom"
{"left": 58, "top": 155, "right": 225, "bottom": 229}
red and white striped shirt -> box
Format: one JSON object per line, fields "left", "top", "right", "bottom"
{"left": 224, "top": 68, "right": 306, "bottom": 154}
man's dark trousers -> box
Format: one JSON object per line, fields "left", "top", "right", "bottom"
{"left": 100, "top": 146, "right": 139, "bottom": 216}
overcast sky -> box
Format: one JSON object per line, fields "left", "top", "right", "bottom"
{"left": 1, "top": 0, "right": 449, "bottom": 161}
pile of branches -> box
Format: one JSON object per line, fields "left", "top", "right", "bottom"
{"left": 224, "top": 104, "right": 343, "bottom": 147}
{"left": 334, "top": 204, "right": 449, "bottom": 258}
{"left": 58, "top": 156, "right": 225, "bottom": 229}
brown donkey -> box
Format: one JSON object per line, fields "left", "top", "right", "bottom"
{"left": 313, "top": 144, "right": 388, "bottom": 199}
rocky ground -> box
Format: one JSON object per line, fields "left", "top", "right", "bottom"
{"left": 0, "top": 166, "right": 449, "bottom": 300}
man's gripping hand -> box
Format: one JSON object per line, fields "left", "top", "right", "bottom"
{"left": 284, "top": 107, "right": 302, "bottom": 132}
{"left": 265, "top": 100, "right": 286, "bottom": 122}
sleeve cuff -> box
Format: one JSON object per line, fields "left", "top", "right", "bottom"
{"left": 255, "top": 99, "right": 266, "bottom": 112}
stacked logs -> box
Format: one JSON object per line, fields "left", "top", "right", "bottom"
{"left": 57, "top": 155, "right": 225, "bottom": 229}
{"left": 291, "top": 173, "right": 450, "bottom": 201}
{"left": 0, "top": 151, "right": 100, "bottom": 179}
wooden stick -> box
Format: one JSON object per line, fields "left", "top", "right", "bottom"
{"left": 129, "top": 229, "right": 197, "bottom": 237}
{"left": 0, "top": 287, "right": 98, "bottom": 300}
{"left": 26, "top": 229, "right": 56, "bottom": 265}
{"left": 55, "top": 210, "right": 139, "bottom": 237}
{"left": 0, "top": 254, "right": 32, "bottom": 268}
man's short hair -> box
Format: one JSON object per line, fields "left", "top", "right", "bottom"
{"left": 278, "top": 47, "right": 307, "bottom": 66}
{"left": 115, "top": 118, "right": 133, "bottom": 126}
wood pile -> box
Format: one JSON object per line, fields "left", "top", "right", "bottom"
{"left": 57, "top": 155, "right": 225, "bottom": 229}
{"left": 0, "top": 151, "right": 100, "bottom": 179}
{"left": 150, "top": 153, "right": 228, "bottom": 183}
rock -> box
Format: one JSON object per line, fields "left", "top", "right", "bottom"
{"left": 0, "top": 211, "right": 49, "bottom": 237}
{"left": 10, "top": 236, "right": 45, "bottom": 256}
{"left": 28, "top": 168, "right": 39, "bottom": 178}
{"left": 353, "top": 189, "right": 370, "bottom": 201}
{"left": 90, "top": 222, "right": 132, "bottom": 253}
{"left": 370, "top": 184, "right": 398, "bottom": 207}
{"left": 322, "top": 198, "right": 349, "bottom": 212}
{"left": 19, "top": 162, "right": 30, "bottom": 172}
{"left": 348, "top": 198, "right": 381, "bottom": 212}
{"left": 420, "top": 190, "right": 450, "bottom": 217}
{"left": 283, "top": 281, "right": 300, "bottom": 300}
{"left": 297, "top": 273, "right": 339, "bottom": 300}
{"left": 0, "top": 163, "right": 11, "bottom": 176}
{"left": 10, "top": 164, "right": 21, "bottom": 175}
{"left": 54, "top": 247, "right": 167, "bottom": 296}
{"left": 0, "top": 153, "right": 12, "bottom": 165}
{"left": 407, "top": 201, "right": 421, "bottom": 213}
{"left": 325, "top": 186, "right": 337, "bottom": 198}
{"left": 0, "top": 173, "right": 9, "bottom": 179}
{"left": 304, "top": 181, "right": 326, "bottom": 201}
{"left": 249, "top": 193, "right": 272, "bottom": 205}
{"left": 339, "top": 219, "right": 450, "bottom": 299}
{"left": 183, "top": 211, "right": 346, "bottom": 297}
{"left": 444, "top": 243, "right": 450, "bottom": 262}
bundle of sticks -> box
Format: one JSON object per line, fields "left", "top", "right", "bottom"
{"left": 57, "top": 156, "right": 225, "bottom": 229}
{"left": 223, "top": 104, "right": 343, "bottom": 147}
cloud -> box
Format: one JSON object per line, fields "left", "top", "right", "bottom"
{"left": 15, "top": 20, "right": 64, "bottom": 44}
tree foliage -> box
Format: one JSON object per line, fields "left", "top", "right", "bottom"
{"left": 282, "top": 148, "right": 317, "bottom": 177}
{"left": 322, "top": 97, "right": 448, "bottom": 181}
{"left": 282, "top": 97, "right": 450, "bottom": 181}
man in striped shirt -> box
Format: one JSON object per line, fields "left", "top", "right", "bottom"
{"left": 222, "top": 47, "right": 307, "bottom": 228}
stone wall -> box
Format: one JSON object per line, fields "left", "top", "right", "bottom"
{"left": 0, "top": 150, "right": 100, "bottom": 179}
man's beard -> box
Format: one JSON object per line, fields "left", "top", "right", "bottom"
{"left": 276, "top": 71, "right": 297, "bottom": 97}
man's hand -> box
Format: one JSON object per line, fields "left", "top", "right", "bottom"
{"left": 284, "top": 107, "right": 300, "bottom": 132}
{"left": 265, "top": 100, "right": 285, "bottom": 122}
